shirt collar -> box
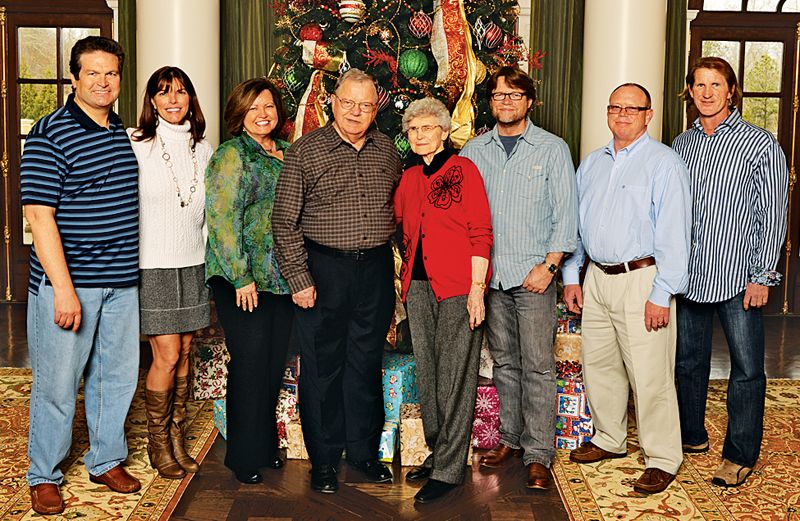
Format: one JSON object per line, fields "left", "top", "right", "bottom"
{"left": 322, "top": 120, "right": 383, "bottom": 152}
{"left": 238, "top": 131, "right": 289, "bottom": 157}
{"left": 489, "top": 118, "right": 538, "bottom": 150}
{"left": 604, "top": 131, "right": 650, "bottom": 159}
{"left": 421, "top": 148, "right": 456, "bottom": 176}
{"left": 690, "top": 107, "right": 742, "bottom": 136}
{"left": 64, "top": 93, "right": 122, "bottom": 131}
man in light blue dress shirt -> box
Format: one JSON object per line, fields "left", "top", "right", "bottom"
{"left": 562, "top": 83, "right": 691, "bottom": 495}
{"left": 461, "top": 66, "right": 578, "bottom": 490}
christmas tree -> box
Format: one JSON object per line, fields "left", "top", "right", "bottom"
{"left": 268, "top": 0, "right": 541, "bottom": 156}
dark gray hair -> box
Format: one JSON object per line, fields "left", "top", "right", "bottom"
{"left": 401, "top": 97, "right": 451, "bottom": 133}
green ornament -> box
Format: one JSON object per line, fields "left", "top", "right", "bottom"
{"left": 394, "top": 133, "right": 411, "bottom": 158}
{"left": 284, "top": 68, "right": 303, "bottom": 91}
{"left": 398, "top": 49, "right": 428, "bottom": 79}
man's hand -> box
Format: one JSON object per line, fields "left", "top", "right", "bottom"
{"left": 522, "top": 264, "right": 554, "bottom": 293}
{"left": 644, "top": 300, "right": 670, "bottom": 332}
{"left": 467, "top": 286, "right": 485, "bottom": 330}
{"left": 235, "top": 282, "right": 258, "bottom": 312}
{"left": 743, "top": 283, "right": 769, "bottom": 310}
{"left": 292, "top": 286, "right": 317, "bottom": 309}
{"left": 53, "top": 287, "right": 81, "bottom": 331}
{"left": 563, "top": 284, "right": 583, "bottom": 314}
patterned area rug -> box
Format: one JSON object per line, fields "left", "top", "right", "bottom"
{"left": 553, "top": 379, "right": 800, "bottom": 520}
{"left": 0, "top": 368, "right": 217, "bottom": 520}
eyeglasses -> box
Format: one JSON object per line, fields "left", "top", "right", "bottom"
{"left": 406, "top": 124, "right": 441, "bottom": 136}
{"left": 607, "top": 105, "right": 650, "bottom": 115}
{"left": 334, "top": 95, "right": 376, "bottom": 113}
{"left": 491, "top": 92, "right": 525, "bottom": 101}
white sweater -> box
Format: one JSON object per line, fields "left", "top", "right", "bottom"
{"left": 128, "top": 118, "right": 214, "bottom": 269}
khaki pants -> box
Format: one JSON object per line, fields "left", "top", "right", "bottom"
{"left": 581, "top": 264, "right": 682, "bottom": 474}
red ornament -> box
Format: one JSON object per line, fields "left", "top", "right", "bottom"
{"left": 376, "top": 85, "right": 391, "bottom": 112}
{"left": 299, "top": 22, "right": 324, "bottom": 41}
{"left": 408, "top": 11, "right": 433, "bottom": 39}
{"left": 483, "top": 22, "right": 503, "bottom": 49}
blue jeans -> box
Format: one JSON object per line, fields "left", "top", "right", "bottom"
{"left": 676, "top": 291, "right": 765, "bottom": 467}
{"left": 485, "top": 284, "right": 556, "bottom": 467}
{"left": 27, "top": 282, "right": 140, "bottom": 485}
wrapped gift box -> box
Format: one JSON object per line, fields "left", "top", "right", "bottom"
{"left": 556, "top": 303, "right": 582, "bottom": 334}
{"left": 286, "top": 420, "right": 309, "bottom": 460}
{"left": 472, "top": 384, "right": 501, "bottom": 449}
{"left": 554, "top": 333, "right": 582, "bottom": 363}
{"left": 382, "top": 352, "right": 419, "bottom": 421}
{"left": 554, "top": 377, "right": 592, "bottom": 450}
{"left": 213, "top": 399, "right": 226, "bottom": 438}
{"left": 378, "top": 421, "right": 399, "bottom": 463}
{"left": 478, "top": 335, "right": 493, "bottom": 380}
{"left": 275, "top": 387, "right": 298, "bottom": 448}
{"left": 283, "top": 354, "right": 300, "bottom": 385}
{"left": 400, "top": 403, "right": 472, "bottom": 466}
{"left": 191, "top": 338, "right": 229, "bottom": 400}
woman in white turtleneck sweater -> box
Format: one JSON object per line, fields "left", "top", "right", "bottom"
{"left": 128, "top": 67, "right": 213, "bottom": 480}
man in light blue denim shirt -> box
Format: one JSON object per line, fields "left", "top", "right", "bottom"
{"left": 561, "top": 83, "right": 691, "bottom": 495}
{"left": 460, "top": 66, "right": 578, "bottom": 490}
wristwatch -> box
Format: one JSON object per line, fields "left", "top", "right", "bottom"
{"left": 546, "top": 263, "right": 559, "bottom": 274}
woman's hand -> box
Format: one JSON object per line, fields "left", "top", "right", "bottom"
{"left": 235, "top": 282, "right": 258, "bottom": 312}
{"left": 467, "top": 285, "right": 485, "bottom": 330}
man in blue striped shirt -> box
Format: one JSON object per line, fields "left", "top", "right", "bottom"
{"left": 21, "top": 36, "right": 141, "bottom": 515}
{"left": 672, "top": 57, "right": 788, "bottom": 488}
{"left": 461, "top": 66, "right": 578, "bottom": 490}
{"left": 562, "top": 83, "right": 691, "bottom": 494}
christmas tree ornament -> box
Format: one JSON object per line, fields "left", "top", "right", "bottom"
{"left": 408, "top": 11, "right": 433, "bottom": 39}
{"left": 376, "top": 85, "right": 391, "bottom": 112}
{"left": 472, "top": 17, "right": 486, "bottom": 50}
{"left": 476, "top": 125, "right": 491, "bottom": 136}
{"left": 398, "top": 49, "right": 428, "bottom": 79}
{"left": 394, "top": 133, "right": 411, "bottom": 158}
{"left": 299, "top": 22, "right": 324, "bottom": 42}
{"left": 379, "top": 28, "right": 393, "bottom": 45}
{"left": 394, "top": 93, "right": 411, "bottom": 111}
{"left": 283, "top": 68, "right": 303, "bottom": 91}
{"left": 483, "top": 22, "right": 503, "bottom": 49}
{"left": 339, "top": 52, "right": 351, "bottom": 74}
{"left": 338, "top": 0, "right": 366, "bottom": 23}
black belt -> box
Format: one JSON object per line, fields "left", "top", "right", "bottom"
{"left": 305, "top": 238, "right": 389, "bottom": 261}
{"left": 593, "top": 256, "right": 656, "bottom": 275}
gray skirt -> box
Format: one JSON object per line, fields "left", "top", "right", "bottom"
{"left": 139, "top": 264, "right": 210, "bottom": 335}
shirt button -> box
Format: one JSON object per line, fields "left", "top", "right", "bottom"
{"left": 437, "top": 296, "right": 442, "bottom": 301}
{"left": 421, "top": 233, "right": 425, "bottom": 238}
{"left": 362, "top": 193, "right": 366, "bottom": 198}
{"left": 421, "top": 212, "right": 425, "bottom": 217}
{"left": 423, "top": 256, "right": 427, "bottom": 260}
{"left": 363, "top": 214, "right": 367, "bottom": 218}
{"left": 363, "top": 236, "right": 367, "bottom": 240}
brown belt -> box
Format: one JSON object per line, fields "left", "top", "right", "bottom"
{"left": 592, "top": 256, "right": 656, "bottom": 275}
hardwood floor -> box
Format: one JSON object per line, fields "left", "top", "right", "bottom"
{"left": 2, "top": 303, "right": 799, "bottom": 520}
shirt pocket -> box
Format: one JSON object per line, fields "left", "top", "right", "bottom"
{"left": 515, "top": 165, "right": 547, "bottom": 201}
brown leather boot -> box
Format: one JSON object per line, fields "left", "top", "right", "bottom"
{"left": 170, "top": 376, "right": 200, "bottom": 473}
{"left": 145, "top": 388, "right": 186, "bottom": 479}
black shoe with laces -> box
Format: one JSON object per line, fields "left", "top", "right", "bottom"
{"left": 310, "top": 465, "right": 338, "bottom": 493}
{"left": 348, "top": 459, "right": 393, "bottom": 483}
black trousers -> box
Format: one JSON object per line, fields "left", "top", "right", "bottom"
{"left": 295, "top": 243, "right": 395, "bottom": 466}
{"left": 209, "top": 277, "right": 293, "bottom": 473}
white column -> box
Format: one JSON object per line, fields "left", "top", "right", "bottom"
{"left": 136, "top": 0, "right": 220, "bottom": 147}
{"left": 580, "top": 0, "right": 668, "bottom": 158}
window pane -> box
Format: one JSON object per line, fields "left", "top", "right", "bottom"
{"left": 702, "top": 40, "right": 740, "bottom": 69}
{"left": 747, "top": 0, "right": 779, "bottom": 10}
{"left": 781, "top": 0, "right": 800, "bottom": 11}
{"left": 18, "top": 28, "right": 56, "bottom": 79}
{"left": 742, "top": 97, "right": 779, "bottom": 137}
{"left": 704, "top": 0, "right": 743, "bottom": 10}
{"left": 61, "top": 28, "right": 101, "bottom": 78}
{"left": 63, "top": 83, "right": 73, "bottom": 104}
{"left": 19, "top": 83, "right": 57, "bottom": 128}
{"left": 744, "top": 42, "right": 783, "bottom": 93}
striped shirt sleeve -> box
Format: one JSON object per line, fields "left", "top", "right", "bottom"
{"left": 21, "top": 131, "right": 65, "bottom": 208}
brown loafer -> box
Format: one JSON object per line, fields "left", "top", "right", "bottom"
{"left": 569, "top": 441, "right": 626, "bottom": 464}
{"left": 526, "top": 462, "right": 551, "bottom": 489}
{"left": 479, "top": 443, "right": 523, "bottom": 468}
{"left": 633, "top": 467, "right": 676, "bottom": 494}
{"left": 89, "top": 465, "right": 141, "bottom": 493}
{"left": 30, "top": 483, "right": 64, "bottom": 515}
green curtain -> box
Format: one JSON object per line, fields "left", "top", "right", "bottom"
{"left": 220, "top": 0, "right": 277, "bottom": 141}
{"left": 118, "top": 0, "right": 137, "bottom": 127}
{"left": 662, "top": 0, "right": 688, "bottom": 145}
{"left": 530, "top": 0, "right": 585, "bottom": 166}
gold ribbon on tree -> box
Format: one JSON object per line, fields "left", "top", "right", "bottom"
{"left": 430, "top": 0, "right": 485, "bottom": 147}
{"left": 292, "top": 41, "right": 347, "bottom": 141}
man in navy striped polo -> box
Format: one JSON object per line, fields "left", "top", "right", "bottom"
{"left": 672, "top": 57, "right": 788, "bottom": 488}
{"left": 21, "top": 36, "right": 141, "bottom": 515}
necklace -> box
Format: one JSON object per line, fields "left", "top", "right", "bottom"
{"left": 158, "top": 136, "right": 200, "bottom": 208}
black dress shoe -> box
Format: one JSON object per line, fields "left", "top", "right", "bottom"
{"left": 266, "top": 456, "right": 284, "bottom": 469}
{"left": 310, "top": 465, "right": 338, "bottom": 493}
{"left": 349, "top": 459, "right": 393, "bottom": 483}
{"left": 414, "top": 479, "right": 457, "bottom": 503}
{"left": 234, "top": 470, "right": 262, "bottom": 484}
{"left": 406, "top": 466, "right": 431, "bottom": 482}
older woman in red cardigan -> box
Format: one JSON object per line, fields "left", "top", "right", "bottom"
{"left": 394, "top": 97, "right": 493, "bottom": 503}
